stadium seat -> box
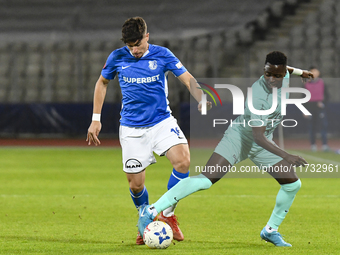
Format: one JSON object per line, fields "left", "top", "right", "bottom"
{"left": 275, "top": 36, "right": 290, "bottom": 50}
{"left": 320, "top": 38, "right": 334, "bottom": 48}
{"left": 319, "top": 48, "right": 336, "bottom": 76}
{"left": 25, "top": 43, "right": 43, "bottom": 102}
{"left": 52, "top": 42, "right": 75, "bottom": 102}
{"left": 289, "top": 49, "right": 305, "bottom": 68}
{"left": 304, "top": 12, "right": 319, "bottom": 25}
{"left": 0, "top": 0, "right": 338, "bottom": 104}
{"left": 0, "top": 42, "right": 11, "bottom": 78}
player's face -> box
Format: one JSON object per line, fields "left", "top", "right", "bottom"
{"left": 263, "top": 63, "right": 287, "bottom": 89}
{"left": 126, "top": 33, "right": 149, "bottom": 59}
{"left": 310, "top": 68, "right": 320, "bottom": 78}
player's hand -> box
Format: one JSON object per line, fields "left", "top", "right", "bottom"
{"left": 198, "top": 101, "right": 212, "bottom": 112}
{"left": 301, "top": 70, "right": 314, "bottom": 83}
{"left": 283, "top": 154, "right": 308, "bottom": 167}
{"left": 86, "top": 121, "right": 102, "bottom": 146}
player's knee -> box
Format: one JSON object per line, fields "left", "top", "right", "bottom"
{"left": 173, "top": 156, "right": 190, "bottom": 173}
{"left": 190, "top": 174, "right": 213, "bottom": 190}
{"left": 199, "top": 175, "right": 213, "bottom": 190}
{"left": 128, "top": 181, "right": 145, "bottom": 194}
{"left": 294, "top": 179, "right": 302, "bottom": 192}
{"left": 129, "top": 185, "right": 144, "bottom": 194}
{"left": 282, "top": 179, "right": 301, "bottom": 193}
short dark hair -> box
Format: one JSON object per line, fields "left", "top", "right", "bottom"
{"left": 265, "top": 51, "right": 287, "bottom": 66}
{"left": 121, "top": 17, "right": 147, "bottom": 44}
{"left": 309, "top": 66, "right": 318, "bottom": 70}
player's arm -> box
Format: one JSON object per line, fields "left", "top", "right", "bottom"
{"left": 287, "top": 66, "right": 314, "bottom": 79}
{"left": 86, "top": 75, "right": 110, "bottom": 146}
{"left": 252, "top": 126, "right": 307, "bottom": 167}
{"left": 177, "top": 71, "right": 212, "bottom": 111}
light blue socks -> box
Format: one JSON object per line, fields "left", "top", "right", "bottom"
{"left": 267, "top": 179, "right": 301, "bottom": 229}
{"left": 154, "top": 174, "right": 212, "bottom": 213}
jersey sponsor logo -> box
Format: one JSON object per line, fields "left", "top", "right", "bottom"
{"left": 148, "top": 60, "right": 157, "bottom": 70}
{"left": 123, "top": 74, "right": 160, "bottom": 84}
{"left": 125, "top": 159, "right": 142, "bottom": 169}
{"left": 176, "top": 61, "right": 183, "bottom": 69}
{"left": 122, "top": 65, "right": 131, "bottom": 69}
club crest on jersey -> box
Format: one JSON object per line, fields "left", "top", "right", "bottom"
{"left": 148, "top": 60, "right": 157, "bottom": 70}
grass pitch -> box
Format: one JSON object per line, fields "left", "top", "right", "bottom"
{"left": 0, "top": 147, "right": 339, "bottom": 254}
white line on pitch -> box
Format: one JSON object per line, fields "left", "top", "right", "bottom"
{"left": 289, "top": 151, "right": 340, "bottom": 165}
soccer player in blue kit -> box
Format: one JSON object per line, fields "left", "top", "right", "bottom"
{"left": 86, "top": 17, "right": 209, "bottom": 244}
{"left": 138, "top": 51, "right": 314, "bottom": 247}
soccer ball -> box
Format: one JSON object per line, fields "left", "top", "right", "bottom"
{"left": 143, "top": 221, "right": 173, "bottom": 249}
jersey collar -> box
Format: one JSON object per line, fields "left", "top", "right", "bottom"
{"left": 128, "top": 45, "right": 150, "bottom": 58}
{"left": 260, "top": 75, "right": 272, "bottom": 94}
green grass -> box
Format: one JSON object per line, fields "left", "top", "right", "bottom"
{"left": 0, "top": 147, "right": 339, "bottom": 254}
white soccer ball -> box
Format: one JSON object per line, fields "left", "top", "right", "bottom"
{"left": 143, "top": 221, "right": 173, "bottom": 249}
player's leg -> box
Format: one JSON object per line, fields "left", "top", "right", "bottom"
{"left": 158, "top": 152, "right": 230, "bottom": 214}
{"left": 126, "top": 170, "right": 149, "bottom": 245}
{"left": 119, "top": 125, "right": 155, "bottom": 245}
{"left": 251, "top": 143, "right": 300, "bottom": 247}
{"left": 138, "top": 124, "right": 244, "bottom": 236}
{"left": 156, "top": 152, "right": 231, "bottom": 212}
{"left": 255, "top": 152, "right": 299, "bottom": 246}
{"left": 201, "top": 152, "right": 233, "bottom": 183}
{"left": 309, "top": 107, "right": 317, "bottom": 151}
{"left": 267, "top": 158, "right": 300, "bottom": 227}
{"left": 120, "top": 126, "right": 154, "bottom": 209}
{"left": 156, "top": 143, "right": 190, "bottom": 241}
{"left": 137, "top": 152, "right": 233, "bottom": 236}
{"left": 152, "top": 117, "right": 190, "bottom": 241}
{"left": 306, "top": 103, "right": 317, "bottom": 151}
{"left": 137, "top": 154, "right": 220, "bottom": 236}
{"left": 164, "top": 143, "right": 190, "bottom": 217}
{"left": 260, "top": 159, "right": 300, "bottom": 247}
{"left": 126, "top": 170, "right": 148, "bottom": 209}
{"left": 319, "top": 108, "right": 329, "bottom": 151}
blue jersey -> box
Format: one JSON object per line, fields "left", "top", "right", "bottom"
{"left": 101, "top": 44, "right": 187, "bottom": 127}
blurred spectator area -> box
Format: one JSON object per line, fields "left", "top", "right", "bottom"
{"left": 0, "top": 0, "right": 339, "bottom": 137}
{"left": 0, "top": 0, "right": 286, "bottom": 104}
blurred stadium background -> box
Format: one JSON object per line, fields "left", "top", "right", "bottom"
{"left": 0, "top": 0, "right": 339, "bottom": 148}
